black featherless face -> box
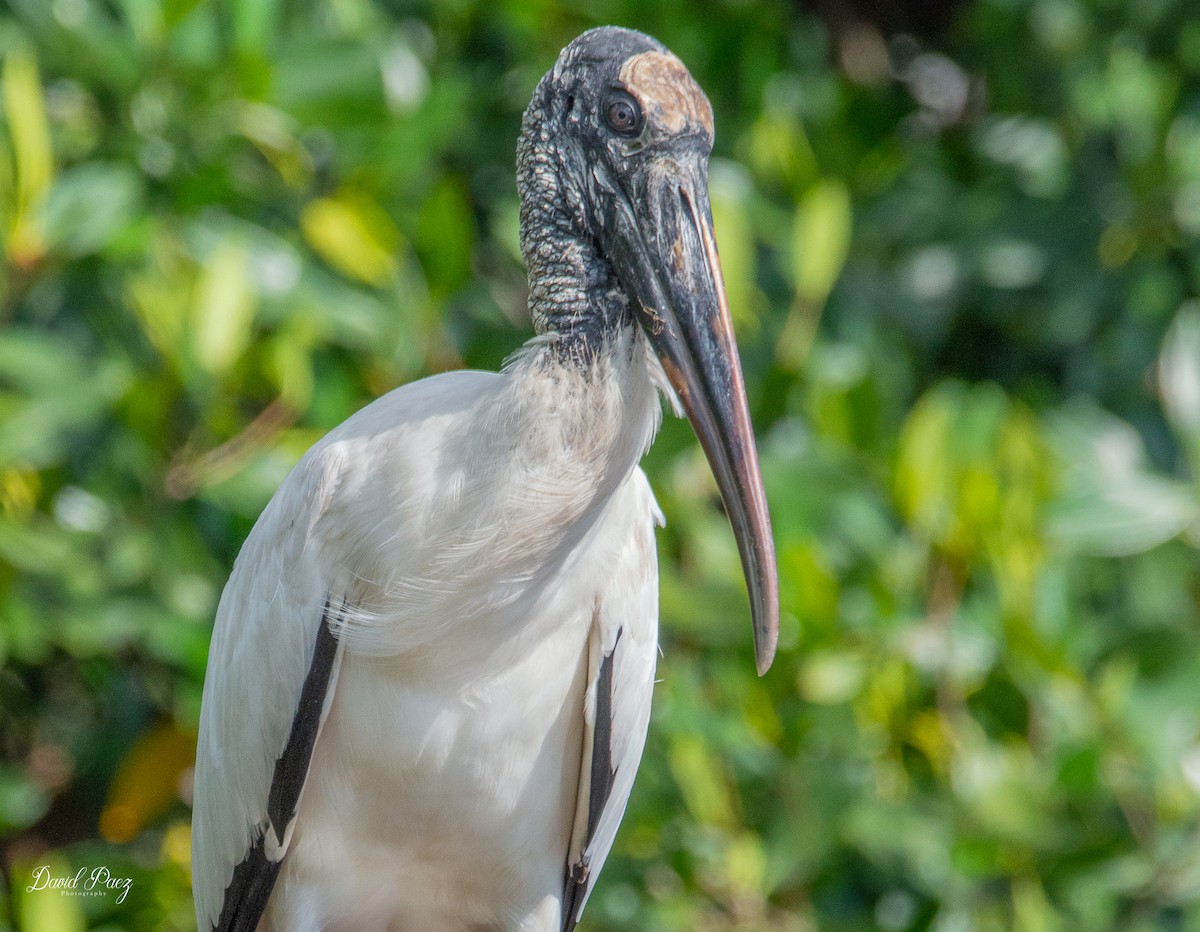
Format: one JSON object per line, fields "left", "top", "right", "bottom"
{"left": 517, "top": 26, "right": 780, "bottom": 674}
{"left": 526, "top": 28, "right": 716, "bottom": 244}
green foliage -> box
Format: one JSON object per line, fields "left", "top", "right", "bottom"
{"left": 1, "top": 0, "right": 1199, "bottom": 929}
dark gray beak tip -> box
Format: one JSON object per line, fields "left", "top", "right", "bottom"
{"left": 754, "top": 593, "right": 779, "bottom": 676}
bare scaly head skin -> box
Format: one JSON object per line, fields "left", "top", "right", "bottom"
{"left": 517, "top": 27, "right": 780, "bottom": 672}
{"left": 619, "top": 50, "right": 714, "bottom": 139}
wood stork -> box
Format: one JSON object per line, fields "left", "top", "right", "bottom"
{"left": 192, "top": 25, "right": 778, "bottom": 932}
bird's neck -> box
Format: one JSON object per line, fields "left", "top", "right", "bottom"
{"left": 521, "top": 211, "right": 633, "bottom": 364}
{"left": 516, "top": 99, "right": 634, "bottom": 361}
{"left": 514, "top": 99, "right": 662, "bottom": 479}
{"left": 503, "top": 324, "right": 663, "bottom": 516}
{"left": 514, "top": 193, "right": 659, "bottom": 487}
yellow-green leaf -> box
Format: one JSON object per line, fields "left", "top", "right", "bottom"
{"left": 270, "top": 316, "right": 318, "bottom": 410}
{"left": 14, "top": 855, "right": 86, "bottom": 932}
{"left": 3, "top": 47, "right": 53, "bottom": 264}
{"left": 791, "top": 178, "right": 852, "bottom": 303}
{"left": 668, "top": 734, "right": 736, "bottom": 828}
{"left": 301, "top": 193, "right": 400, "bottom": 287}
{"left": 895, "top": 384, "right": 959, "bottom": 536}
{"left": 192, "top": 239, "right": 257, "bottom": 376}
{"left": 745, "top": 111, "right": 818, "bottom": 190}
{"left": 725, "top": 832, "right": 767, "bottom": 898}
{"left": 799, "top": 650, "right": 865, "bottom": 704}
{"left": 710, "top": 160, "right": 758, "bottom": 330}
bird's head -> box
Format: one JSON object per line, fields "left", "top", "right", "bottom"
{"left": 518, "top": 27, "right": 779, "bottom": 674}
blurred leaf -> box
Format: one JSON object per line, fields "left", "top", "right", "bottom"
{"left": 238, "top": 102, "right": 311, "bottom": 187}
{"left": 1159, "top": 303, "right": 1200, "bottom": 452}
{"left": 725, "top": 831, "right": 767, "bottom": 900}
{"left": 163, "top": 0, "right": 205, "bottom": 28}
{"left": 417, "top": 175, "right": 474, "bottom": 295}
{"left": 13, "top": 855, "right": 86, "bottom": 932}
{"left": 232, "top": 0, "right": 281, "bottom": 58}
{"left": 778, "top": 177, "right": 852, "bottom": 366}
{"left": 0, "top": 513, "right": 76, "bottom": 574}
{"left": 790, "top": 177, "right": 852, "bottom": 303}
{"left": 269, "top": 317, "right": 318, "bottom": 410}
{"left": 100, "top": 722, "right": 196, "bottom": 844}
{"left": 895, "top": 382, "right": 961, "bottom": 541}
{"left": 192, "top": 239, "right": 257, "bottom": 377}
{"left": 1049, "top": 403, "right": 1200, "bottom": 555}
{"left": 0, "top": 765, "right": 50, "bottom": 833}
{"left": 745, "top": 109, "right": 817, "bottom": 190}
{"left": 668, "top": 735, "right": 736, "bottom": 829}
{"left": 781, "top": 537, "right": 839, "bottom": 629}
{"left": 896, "top": 381, "right": 1051, "bottom": 582}
{"left": 710, "top": 160, "right": 758, "bottom": 329}
{"left": 798, "top": 650, "right": 864, "bottom": 704}
{"left": 3, "top": 45, "right": 53, "bottom": 264}
{"left": 301, "top": 192, "right": 400, "bottom": 286}
{"left": 40, "top": 162, "right": 142, "bottom": 257}
{"left": 0, "top": 329, "right": 129, "bottom": 468}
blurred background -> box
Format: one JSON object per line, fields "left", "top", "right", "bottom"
{"left": 2, "top": 0, "right": 1200, "bottom": 929}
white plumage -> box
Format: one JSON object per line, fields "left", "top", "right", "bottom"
{"left": 193, "top": 333, "right": 665, "bottom": 929}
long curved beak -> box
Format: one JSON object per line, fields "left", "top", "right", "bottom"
{"left": 604, "top": 156, "right": 779, "bottom": 674}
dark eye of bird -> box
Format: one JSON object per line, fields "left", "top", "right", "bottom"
{"left": 604, "top": 93, "right": 643, "bottom": 136}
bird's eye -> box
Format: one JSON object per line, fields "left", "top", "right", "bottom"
{"left": 604, "top": 92, "right": 643, "bottom": 136}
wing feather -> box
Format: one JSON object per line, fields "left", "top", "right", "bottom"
{"left": 212, "top": 600, "right": 342, "bottom": 932}
{"left": 193, "top": 371, "right": 502, "bottom": 930}
{"left": 562, "top": 470, "right": 662, "bottom": 931}
{"left": 192, "top": 448, "right": 349, "bottom": 931}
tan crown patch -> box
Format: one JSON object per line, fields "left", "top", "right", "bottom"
{"left": 618, "top": 51, "right": 714, "bottom": 140}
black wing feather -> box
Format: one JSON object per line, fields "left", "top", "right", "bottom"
{"left": 214, "top": 598, "right": 341, "bottom": 932}
{"left": 561, "top": 627, "right": 623, "bottom": 932}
